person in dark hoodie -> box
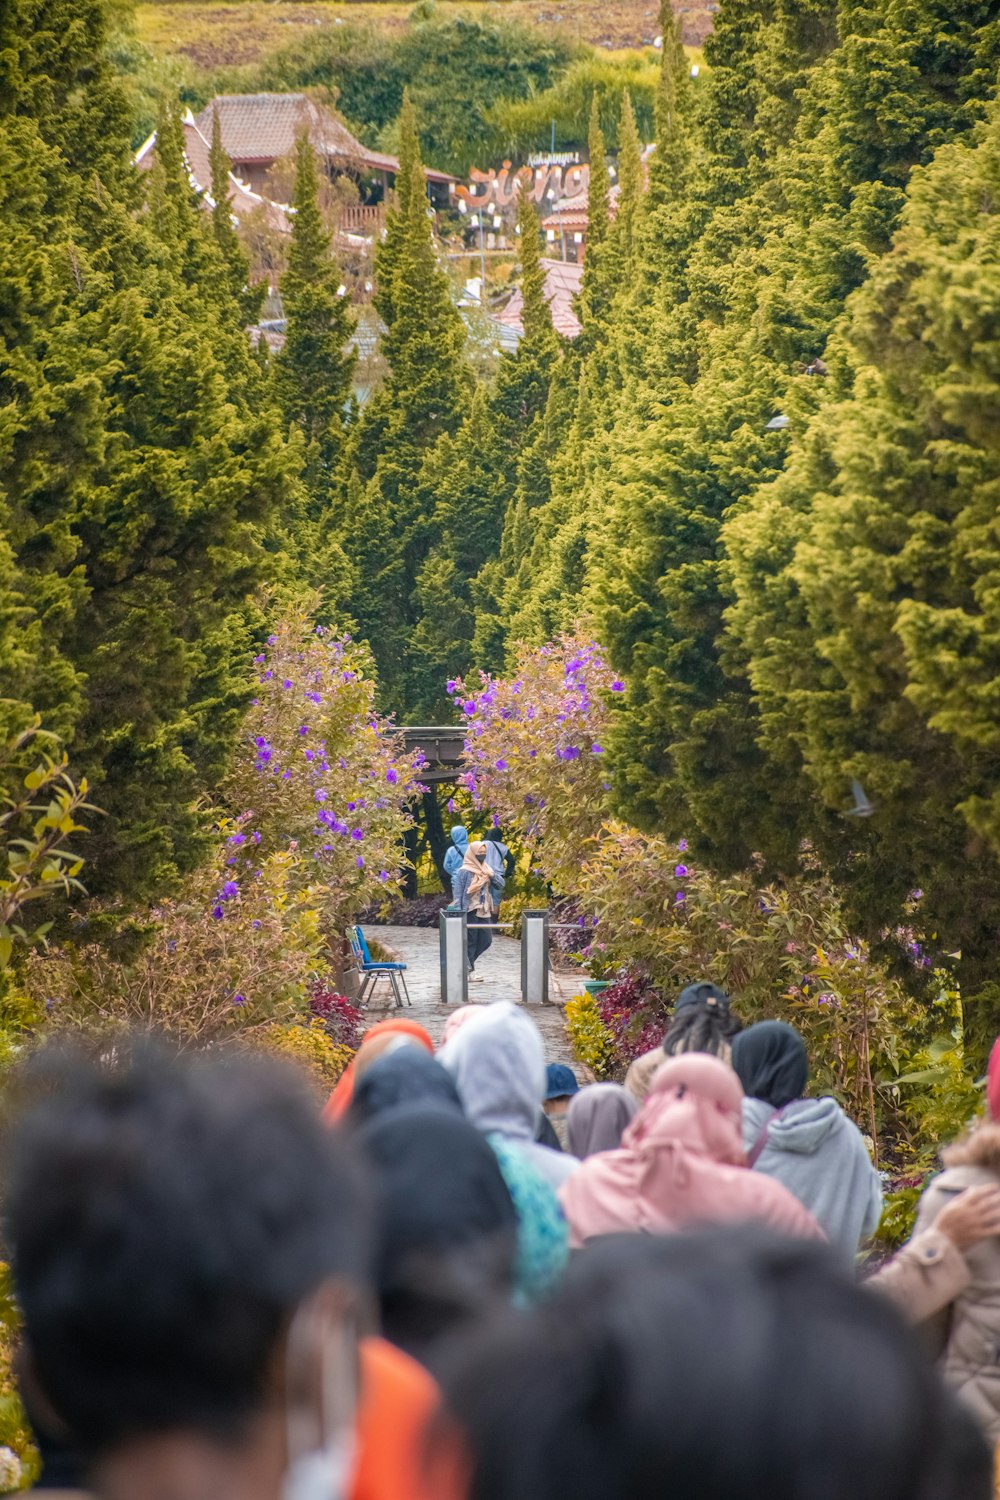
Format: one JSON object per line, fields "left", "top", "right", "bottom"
{"left": 732, "top": 1019, "right": 882, "bottom": 1264}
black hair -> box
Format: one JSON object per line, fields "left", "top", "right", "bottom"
{"left": 5, "top": 1043, "right": 370, "bottom": 1457}
{"left": 484, "top": 828, "right": 504, "bottom": 842}
{"left": 435, "top": 1229, "right": 991, "bottom": 1500}
{"left": 662, "top": 997, "right": 742, "bottom": 1059}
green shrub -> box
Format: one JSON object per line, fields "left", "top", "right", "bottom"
{"left": 565, "top": 991, "right": 616, "bottom": 1079}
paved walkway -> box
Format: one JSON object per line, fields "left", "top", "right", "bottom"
{"left": 360, "top": 924, "right": 581, "bottom": 1067}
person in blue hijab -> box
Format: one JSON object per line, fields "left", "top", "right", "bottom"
{"left": 444, "top": 825, "right": 469, "bottom": 879}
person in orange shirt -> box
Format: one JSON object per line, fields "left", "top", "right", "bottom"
{"left": 9, "top": 1043, "right": 462, "bottom": 1500}
{"left": 323, "top": 1019, "right": 435, "bottom": 1123}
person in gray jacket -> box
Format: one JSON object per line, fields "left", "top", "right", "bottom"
{"left": 732, "top": 1020, "right": 882, "bottom": 1263}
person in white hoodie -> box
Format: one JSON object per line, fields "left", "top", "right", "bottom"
{"left": 732, "top": 1020, "right": 882, "bottom": 1263}
{"left": 438, "top": 1001, "right": 579, "bottom": 1192}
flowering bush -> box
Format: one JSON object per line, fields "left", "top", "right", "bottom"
{"left": 25, "top": 844, "right": 327, "bottom": 1044}
{"left": 452, "top": 631, "right": 979, "bottom": 1166}
{"left": 223, "top": 611, "right": 426, "bottom": 936}
{"left": 449, "top": 631, "right": 619, "bottom": 889}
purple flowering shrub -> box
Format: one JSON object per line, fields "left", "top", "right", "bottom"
{"left": 25, "top": 842, "right": 328, "bottom": 1042}
{"left": 223, "top": 612, "right": 426, "bottom": 935}
{"left": 448, "top": 631, "right": 621, "bottom": 889}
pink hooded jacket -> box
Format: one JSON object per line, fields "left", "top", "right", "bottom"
{"left": 559, "top": 1053, "right": 824, "bottom": 1248}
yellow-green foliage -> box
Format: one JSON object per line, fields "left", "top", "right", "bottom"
{"left": 254, "top": 1020, "right": 354, "bottom": 1095}
{"left": 565, "top": 991, "right": 616, "bottom": 1079}
{"left": 0, "top": 1265, "right": 38, "bottom": 1493}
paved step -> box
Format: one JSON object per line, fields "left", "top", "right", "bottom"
{"left": 361, "top": 923, "right": 582, "bottom": 1068}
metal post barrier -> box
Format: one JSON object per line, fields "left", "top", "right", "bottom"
{"left": 439, "top": 908, "right": 468, "bottom": 1008}
{"left": 521, "top": 909, "right": 549, "bottom": 1006}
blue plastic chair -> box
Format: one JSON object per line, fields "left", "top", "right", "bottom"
{"left": 349, "top": 925, "right": 411, "bottom": 1009}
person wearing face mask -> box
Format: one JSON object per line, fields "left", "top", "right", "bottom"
{"left": 7, "top": 1043, "right": 460, "bottom": 1500}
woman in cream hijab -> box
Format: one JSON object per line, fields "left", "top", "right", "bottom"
{"left": 450, "top": 840, "right": 505, "bottom": 981}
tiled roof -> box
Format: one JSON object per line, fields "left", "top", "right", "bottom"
{"left": 195, "top": 94, "right": 395, "bottom": 172}
{"left": 135, "top": 114, "right": 292, "bottom": 234}
{"left": 498, "top": 257, "right": 583, "bottom": 341}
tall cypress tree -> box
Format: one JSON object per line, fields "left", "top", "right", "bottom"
{"left": 275, "top": 132, "right": 356, "bottom": 460}
{"left": 577, "top": 99, "right": 611, "bottom": 333}
{"left": 209, "top": 109, "right": 262, "bottom": 327}
{"left": 347, "top": 95, "right": 470, "bottom": 710}
{"left": 1, "top": 7, "right": 303, "bottom": 902}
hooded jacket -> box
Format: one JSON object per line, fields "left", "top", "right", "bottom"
{"left": 912, "top": 1120, "right": 1000, "bottom": 1439}
{"left": 560, "top": 1054, "right": 823, "bottom": 1249}
{"left": 742, "top": 1096, "right": 882, "bottom": 1261}
{"left": 443, "top": 826, "right": 469, "bottom": 878}
{"left": 439, "top": 1002, "right": 579, "bottom": 1191}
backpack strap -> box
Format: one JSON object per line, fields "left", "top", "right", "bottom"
{"left": 747, "top": 1105, "right": 789, "bottom": 1168}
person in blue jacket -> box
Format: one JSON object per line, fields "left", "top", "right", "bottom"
{"left": 444, "top": 825, "right": 469, "bottom": 879}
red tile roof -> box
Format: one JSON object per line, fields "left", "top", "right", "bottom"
{"left": 498, "top": 257, "right": 584, "bottom": 341}
{"left": 195, "top": 94, "right": 393, "bottom": 173}
{"left": 135, "top": 114, "right": 292, "bottom": 234}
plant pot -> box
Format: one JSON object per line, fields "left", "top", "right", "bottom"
{"left": 583, "top": 980, "right": 610, "bottom": 997}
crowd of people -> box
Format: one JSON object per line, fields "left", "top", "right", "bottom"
{"left": 6, "top": 979, "right": 1000, "bottom": 1499}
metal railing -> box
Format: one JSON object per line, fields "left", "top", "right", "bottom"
{"left": 439, "top": 908, "right": 550, "bottom": 1009}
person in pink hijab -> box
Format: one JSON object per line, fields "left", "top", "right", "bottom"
{"left": 559, "top": 1053, "right": 823, "bottom": 1249}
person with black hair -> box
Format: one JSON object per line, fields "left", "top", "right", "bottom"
{"left": 358, "top": 1105, "right": 518, "bottom": 1371}
{"left": 624, "top": 981, "right": 742, "bottom": 1103}
{"left": 6, "top": 1044, "right": 460, "bottom": 1500}
{"left": 433, "top": 1229, "right": 992, "bottom": 1500}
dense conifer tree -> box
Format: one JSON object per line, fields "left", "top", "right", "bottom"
{"left": 347, "top": 95, "right": 470, "bottom": 709}
{"left": 1, "top": 0, "right": 303, "bottom": 900}
{"left": 275, "top": 133, "right": 356, "bottom": 462}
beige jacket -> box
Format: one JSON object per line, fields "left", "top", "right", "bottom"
{"left": 868, "top": 1227, "right": 971, "bottom": 1326}
{"left": 911, "top": 1122, "right": 1000, "bottom": 1439}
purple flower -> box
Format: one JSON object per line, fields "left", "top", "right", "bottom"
{"left": 228, "top": 832, "right": 246, "bottom": 846}
{"left": 299, "top": 725, "right": 309, "bottom": 736}
{"left": 314, "top": 788, "right": 327, "bottom": 802}
{"left": 282, "top": 679, "right": 293, "bottom": 689}
{"left": 253, "top": 654, "right": 265, "bottom": 665}
{"left": 674, "top": 865, "right": 688, "bottom": 878}
{"left": 678, "top": 838, "right": 688, "bottom": 852}
{"left": 495, "top": 758, "right": 508, "bottom": 771}
{"left": 447, "top": 798, "right": 457, "bottom": 812}
{"left": 675, "top": 890, "right": 686, "bottom": 905}
{"left": 386, "top": 767, "right": 398, "bottom": 785}
{"left": 356, "top": 855, "right": 365, "bottom": 868}
{"left": 211, "top": 904, "right": 225, "bottom": 919}
{"left": 529, "top": 749, "right": 537, "bottom": 758}
{"left": 379, "top": 870, "right": 390, "bottom": 881}
{"left": 251, "top": 919, "right": 262, "bottom": 930}
{"left": 261, "top": 670, "right": 273, "bottom": 681}
{"left": 254, "top": 737, "right": 268, "bottom": 749}
{"left": 351, "top": 829, "right": 363, "bottom": 841}
{"left": 591, "top": 743, "right": 604, "bottom": 754}
{"left": 556, "top": 746, "right": 580, "bottom": 761}
{"left": 232, "top": 993, "right": 246, "bottom": 1006}
{"left": 306, "top": 691, "right": 321, "bottom": 704}
{"left": 446, "top": 679, "right": 459, "bottom": 694}
{"left": 610, "top": 680, "right": 625, "bottom": 692}
{"left": 463, "top": 700, "right": 477, "bottom": 716}
{"left": 304, "top": 749, "right": 315, "bottom": 761}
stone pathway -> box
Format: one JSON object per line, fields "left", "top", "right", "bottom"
{"left": 359, "top": 923, "right": 581, "bottom": 1068}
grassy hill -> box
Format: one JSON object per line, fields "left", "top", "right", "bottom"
{"left": 134, "top": 0, "right": 714, "bottom": 72}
